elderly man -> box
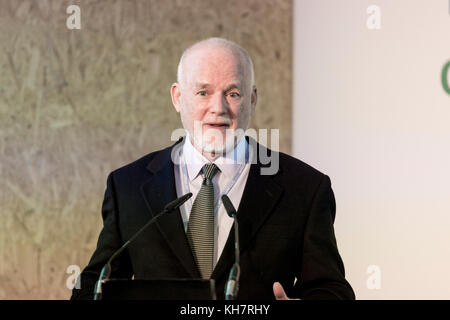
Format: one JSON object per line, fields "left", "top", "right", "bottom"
{"left": 71, "top": 38, "right": 354, "bottom": 300}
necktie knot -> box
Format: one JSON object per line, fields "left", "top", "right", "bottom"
{"left": 201, "top": 163, "right": 219, "bottom": 182}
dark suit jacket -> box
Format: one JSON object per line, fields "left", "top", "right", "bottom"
{"left": 71, "top": 138, "right": 355, "bottom": 300}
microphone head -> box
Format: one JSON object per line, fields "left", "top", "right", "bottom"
{"left": 164, "top": 192, "right": 193, "bottom": 212}
{"left": 221, "top": 194, "right": 237, "bottom": 218}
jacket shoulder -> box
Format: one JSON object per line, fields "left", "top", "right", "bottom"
{"left": 105, "top": 143, "right": 175, "bottom": 189}
{"left": 274, "top": 151, "right": 330, "bottom": 195}
{"left": 278, "top": 152, "right": 326, "bottom": 179}
{"left": 113, "top": 142, "right": 175, "bottom": 175}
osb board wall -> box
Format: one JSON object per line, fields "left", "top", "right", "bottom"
{"left": 0, "top": 0, "right": 292, "bottom": 299}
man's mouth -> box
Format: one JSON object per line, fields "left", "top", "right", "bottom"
{"left": 204, "top": 123, "right": 230, "bottom": 129}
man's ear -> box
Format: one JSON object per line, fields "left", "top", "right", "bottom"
{"left": 250, "top": 85, "right": 257, "bottom": 114}
{"left": 170, "top": 83, "right": 181, "bottom": 112}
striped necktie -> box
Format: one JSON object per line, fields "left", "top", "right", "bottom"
{"left": 186, "top": 163, "right": 219, "bottom": 279}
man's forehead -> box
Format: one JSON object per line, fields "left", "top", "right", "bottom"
{"left": 193, "top": 81, "right": 242, "bottom": 89}
{"left": 188, "top": 56, "right": 243, "bottom": 74}
{"left": 183, "top": 45, "right": 247, "bottom": 72}
{"left": 177, "top": 38, "right": 254, "bottom": 88}
{"left": 186, "top": 56, "right": 248, "bottom": 84}
{"left": 186, "top": 43, "right": 241, "bottom": 61}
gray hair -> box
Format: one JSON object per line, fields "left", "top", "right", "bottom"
{"left": 176, "top": 37, "right": 255, "bottom": 87}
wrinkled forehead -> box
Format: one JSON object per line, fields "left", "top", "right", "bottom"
{"left": 181, "top": 45, "right": 252, "bottom": 88}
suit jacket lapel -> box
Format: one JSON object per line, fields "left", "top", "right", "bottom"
{"left": 140, "top": 140, "right": 201, "bottom": 278}
{"left": 212, "top": 142, "right": 283, "bottom": 281}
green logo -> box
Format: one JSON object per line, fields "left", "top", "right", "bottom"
{"left": 442, "top": 60, "right": 450, "bottom": 95}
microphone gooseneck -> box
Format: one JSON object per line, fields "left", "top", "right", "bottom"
{"left": 221, "top": 194, "right": 240, "bottom": 300}
{"left": 93, "top": 192, "right": 193, "bottom": 300}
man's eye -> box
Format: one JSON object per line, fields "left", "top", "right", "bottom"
{"left": 197, "top": 91, "right": 207, "bottom": 96}
{"left": 229, "top": 92, "right": 240, "bottom": 98}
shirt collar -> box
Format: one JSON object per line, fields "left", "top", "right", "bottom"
{"left": 182, "top": 133, "right": 248, "bottom": 181}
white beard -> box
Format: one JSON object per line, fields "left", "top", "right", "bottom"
{"left": 190, "top": 122, "right": 245, "bottom": 156}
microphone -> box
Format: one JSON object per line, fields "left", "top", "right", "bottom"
{"left": 221, "top": 194, "right": 240, "bottom": 300}
{"left": 93, "top": 192, "right": 193, "bottom": 300}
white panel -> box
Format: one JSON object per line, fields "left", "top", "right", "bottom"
{"left": 293, "top": 0, "right": 450, "bottom": 299}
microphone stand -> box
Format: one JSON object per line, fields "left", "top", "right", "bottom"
{"left": 93, "top": 193, "right": 192, "bottom": 300}
{"left": 221, "top": 195, "right": 241, "bottom": 300}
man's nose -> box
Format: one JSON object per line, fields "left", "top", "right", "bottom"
{"left": 208, "top": 93, "right": 228, "bottom": 114}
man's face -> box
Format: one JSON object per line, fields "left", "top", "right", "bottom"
{"left": 171, "top": 46, "right": 257, "bottom": 155}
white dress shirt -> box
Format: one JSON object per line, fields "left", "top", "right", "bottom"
{"left": 174, "top": 134, "right": 251, "bottom": 268}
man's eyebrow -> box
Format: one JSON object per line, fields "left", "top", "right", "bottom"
{"left": 194, "top": 83, "right": 211, "bottom": 89}
{"left": 224, "top": 84, "right": 241, "bottom": 91}
{"left": 193, "top": 83, "right": 242, "bottom": 91}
